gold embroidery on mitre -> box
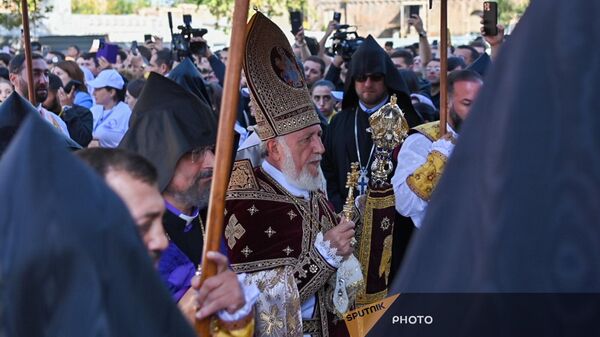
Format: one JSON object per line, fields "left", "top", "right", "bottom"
{"left": 243, "top": 12, "right": 320, "bottom": 141}
{"left": 225, "top": 215, "right": 246, "bottom": 249}
{"left": 406, "top": 150, "right": 447, "bottom": 202}
{"left": 228, "top": 159, "right": 259, "bottom": 191}
{"left": 412, "top": 120, "right": 442, "bottom": 142}
{"left": 287, "top": 210, "right": 297, "bottom": 220}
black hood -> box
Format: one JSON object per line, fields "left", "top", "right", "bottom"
{"left": 119, "top": 72, "right": 217, "bottom": 191}
{"left": 0, "top": 115, "right": 195, "bottom": 337}
{"left": 393, "top": 0, "right": 600, "bottom": 293}
{"left": 0, "top": 92, "right": 80, "bottom": 157}
{"left": 167, "top": 57, "right": 212, "bottom": 106}
{"left": 342, "top": 35, "right": 423, "bottom": 127}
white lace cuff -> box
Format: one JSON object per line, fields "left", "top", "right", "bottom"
{"left": 216, "top": 273, "right": 259, "bottom": 322}
{"left": 431, "top": 138, "right": 455, "bottom": 157}
{"left": 314, "top": 232, "right": 343, "bottom": 268}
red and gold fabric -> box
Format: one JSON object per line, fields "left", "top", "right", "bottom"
{"left": 355, "top": 184, "right": 396, "bottom": 306}
{"left": 243, "top": 12, "right": 320, "bottom": 141}
{"left": 225, "top": 160, "right": 344, "bottom": 337}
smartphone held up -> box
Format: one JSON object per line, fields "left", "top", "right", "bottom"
{"left": 333, "top": 12, "right": 341, "bottom": 23}
{"left": 290, "top": 10, "right": 303, "bottom": 35}
{"left": 483, "top": 1, "right": 498, "bottom": 36}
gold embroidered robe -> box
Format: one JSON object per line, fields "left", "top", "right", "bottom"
{"left": 225, "top": 160, "right": 344, "bottom": 337}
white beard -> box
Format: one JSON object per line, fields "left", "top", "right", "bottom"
{"left": 278, "top": 137, "right": 325, "bottom": 192}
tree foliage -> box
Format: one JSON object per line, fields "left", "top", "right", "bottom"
{"left": 497, "top": 0, "right": 530, "bottom": 25}
{"left": 0, "top": 0, "right": 53, "bottom": 30}
{"left": 72, "top": 0, "right": 151, "bottom": 15}
{"left": 186, "top": 0, "right": 306, "bottom": 25}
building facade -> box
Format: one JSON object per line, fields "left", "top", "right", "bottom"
{"left": 306, "top": 0, "right": 486, "bottom": 39}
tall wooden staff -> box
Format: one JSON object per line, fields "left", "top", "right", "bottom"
{"left": 439, "top": 0, "right": 448, "bottom": 137}
{"left": 20, "top": 0, "right": 35, "bottom": 105}
{"left": 194, "top": 0, "right": 250, "bottom": 335}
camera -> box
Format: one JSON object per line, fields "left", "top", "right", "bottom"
{"left": 330, "top": 25, "right": 364, "bottom": 61}
{"left": 168, "top": 12, "right": 208, "bottom": 61}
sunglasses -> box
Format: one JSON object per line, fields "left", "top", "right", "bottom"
{"left": 355, "top": 73, "right": 384, "bottom": 82}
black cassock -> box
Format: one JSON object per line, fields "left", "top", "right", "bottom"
{"left": 321, "top": 35, "right": 424, "bottom": 279}
{"left": 371, "top": 0, "right": 600, "bottom": 335}
{"left": 322, "top": 35, "right": 423, "bottom": 212}
{"left": 0, "top": 115, "right": 195, "bottom": 337}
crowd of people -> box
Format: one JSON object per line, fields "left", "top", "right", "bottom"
{"left": 7, "top": 3, "right": 590, "bottom": 336}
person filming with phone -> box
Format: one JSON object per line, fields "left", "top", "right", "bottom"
{"left": 52, "top": 60, "right": 93, "bottom": 109}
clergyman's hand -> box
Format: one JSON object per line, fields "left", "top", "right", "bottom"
{"left": 192, "top": 251, "right": 245, "bottom": 320}
{"left": 324, "top": 217, "right": 355, "bottom": 258}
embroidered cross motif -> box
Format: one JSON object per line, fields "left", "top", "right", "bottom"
{"left": 247, "top": 204, "right": 259, "bottom": 215}
{"left": 224, "top": 215, "right": 246, "bottom": 249}
{"left": 287, "top": 210, "right": 297, "bottom": 220}
{"left": 265, "top": 227, "right": 276, "bottom": 238}
{"left": 380, "top": 216, "right": 391, "bottom": 231}
{"left": 357, "top": 167, "right": 369, "bottom": 195}
{"left": 241, "top": 246, "right": 253, "bottom": 257}
{"left": 283, "top": 246, "right": 294, "bottom": 256}
{"left": 259, "top": 305, "right": 284, "bottom": 335}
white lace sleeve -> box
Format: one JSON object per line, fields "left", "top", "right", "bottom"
{"left": 216, "top": 273, "right": 260, "bottom": 322}
{"left": 391, "top": 133, "right": 433, "bottom": 228}
{"left": 314, "top": 232, "right": 343, "bottom": 268}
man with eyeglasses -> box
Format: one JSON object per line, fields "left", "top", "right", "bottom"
{"left": 322, "top": 35, "right": 424, "bottom": 212}
{"left": 119, "top": 72, "right": 257, "bottom": 331}
{"left": 392, "top": 69, "right": 483, "bottom": 229}
{"left": 425, "top": 58, "right": 441, "bottom": 109}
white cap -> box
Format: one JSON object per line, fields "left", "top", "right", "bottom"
{"left": 241, "top": 87, "right": 250, "bottom": 97}
{"left": 331, "top": 90, "right": 344, "bottom": 102}
{"left": 87, "top": 69, "right": 124, "bottom": 90}
{"left": 410, "top": 93, "right": 435, "bottom": 110}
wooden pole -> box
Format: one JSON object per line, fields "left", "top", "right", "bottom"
{"left": 20, "top": 0, "right": 35, "bottom": 105}
{"left": 195, "top": 0, "right": 250, "bottom": 335}
{"left": 439, "top": 0, "right": 448, "bottom": 137}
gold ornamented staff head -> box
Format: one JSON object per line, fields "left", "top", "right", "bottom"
{"left": 368, "top": 94, "right": 409, "bottom": 186}
{"left": 343, "top": 162, "right": 360, "bottom": 220}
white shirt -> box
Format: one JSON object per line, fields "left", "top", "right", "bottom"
{"left": 359, "top": 96, "right": 389, "bottom": 114}
{"left": 391, "top": 124, "right": 457, "bottom": 228}
{"left": 91, "top": 101, "right": 131, "bottom": 148}
{"left": 261, "top": 160, "right": 341, "bottom": 329}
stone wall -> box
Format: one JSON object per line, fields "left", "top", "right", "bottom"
{"left": 307, "top": 0, "right": 488, "bottom": 39}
